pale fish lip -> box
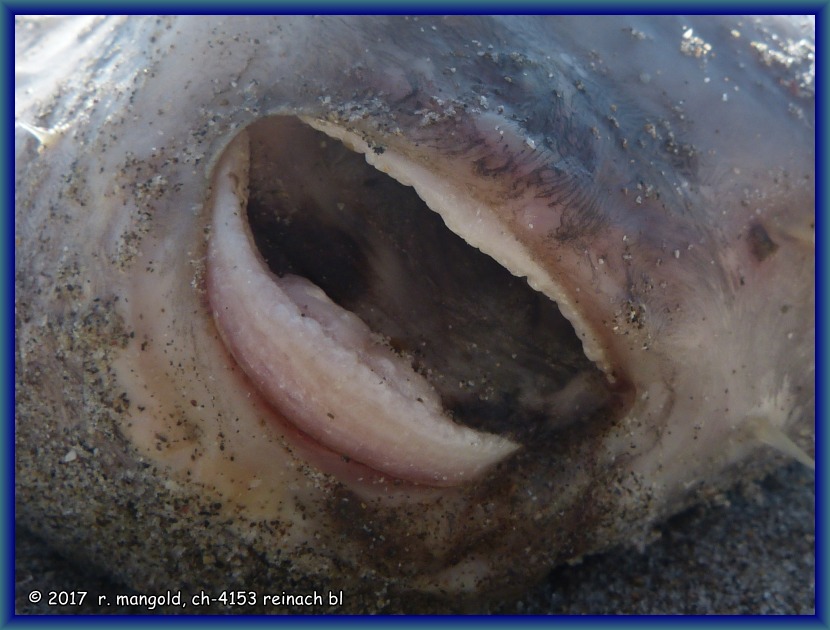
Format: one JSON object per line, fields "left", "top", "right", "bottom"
{"left": 206, "top": 129, "right": 520, "bottom": 487}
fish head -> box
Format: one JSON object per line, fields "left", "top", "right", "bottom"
{"left": 15, "top": 15, "right": 814, "bottom": 604}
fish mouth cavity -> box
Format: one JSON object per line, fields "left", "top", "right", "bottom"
{"left": 207, "top": 115, "right": 620, "bottom": 487}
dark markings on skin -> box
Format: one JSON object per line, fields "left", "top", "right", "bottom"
{"left": 662, "top": 133, "right": 699, "bottom": 176}
{"left": 747, "top": 222, "right": 779, "bottom": 262}
{"left": 244, "top": 116, "right": 620, "bottom": 441}
{"left": 473, "top": 154, "right": 515, "bottom": 178}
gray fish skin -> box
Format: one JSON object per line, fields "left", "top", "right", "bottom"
{"left": 15, "top": 15, "right": 813, "bottom": 611}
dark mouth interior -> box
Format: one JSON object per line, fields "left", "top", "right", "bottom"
{"left": 244, "top": 116, "right": 616, "bottom": 442}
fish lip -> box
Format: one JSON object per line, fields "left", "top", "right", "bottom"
{"left": 216, "top": 347, "right": 447, "bottom": 496}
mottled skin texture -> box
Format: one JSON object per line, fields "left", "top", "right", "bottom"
{"left": 15, "top": 16, "right": 813, "bottom": 611}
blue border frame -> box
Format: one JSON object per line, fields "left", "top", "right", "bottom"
{"left": 3, "top": 2, "right": 14, "bottom": 625}
{"left": 817, "top": 3, "right": 827, "bottom": 627}
{"left": 0, "top": 1, "right": 827, "bottom": 12}
{"left": 4, "top": 4, "right": 826, "bottom": 626}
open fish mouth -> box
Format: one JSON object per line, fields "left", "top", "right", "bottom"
{"left": 207, "top": 115, "right": 626, "bottom": 486}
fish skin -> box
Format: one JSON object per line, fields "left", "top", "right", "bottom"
{"left": 14, "top": 15, "right": 814, "bottom": 611}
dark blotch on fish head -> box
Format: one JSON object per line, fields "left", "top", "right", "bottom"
{"left": 747, "top": 222, "right": 779, "bottom": 262}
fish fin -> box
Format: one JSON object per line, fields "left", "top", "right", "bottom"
{"left": 16, "top": 121, "right": 67, "bottom": 148}
{"left": 748, "top": 415, "right": 815, "bottom": 470}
